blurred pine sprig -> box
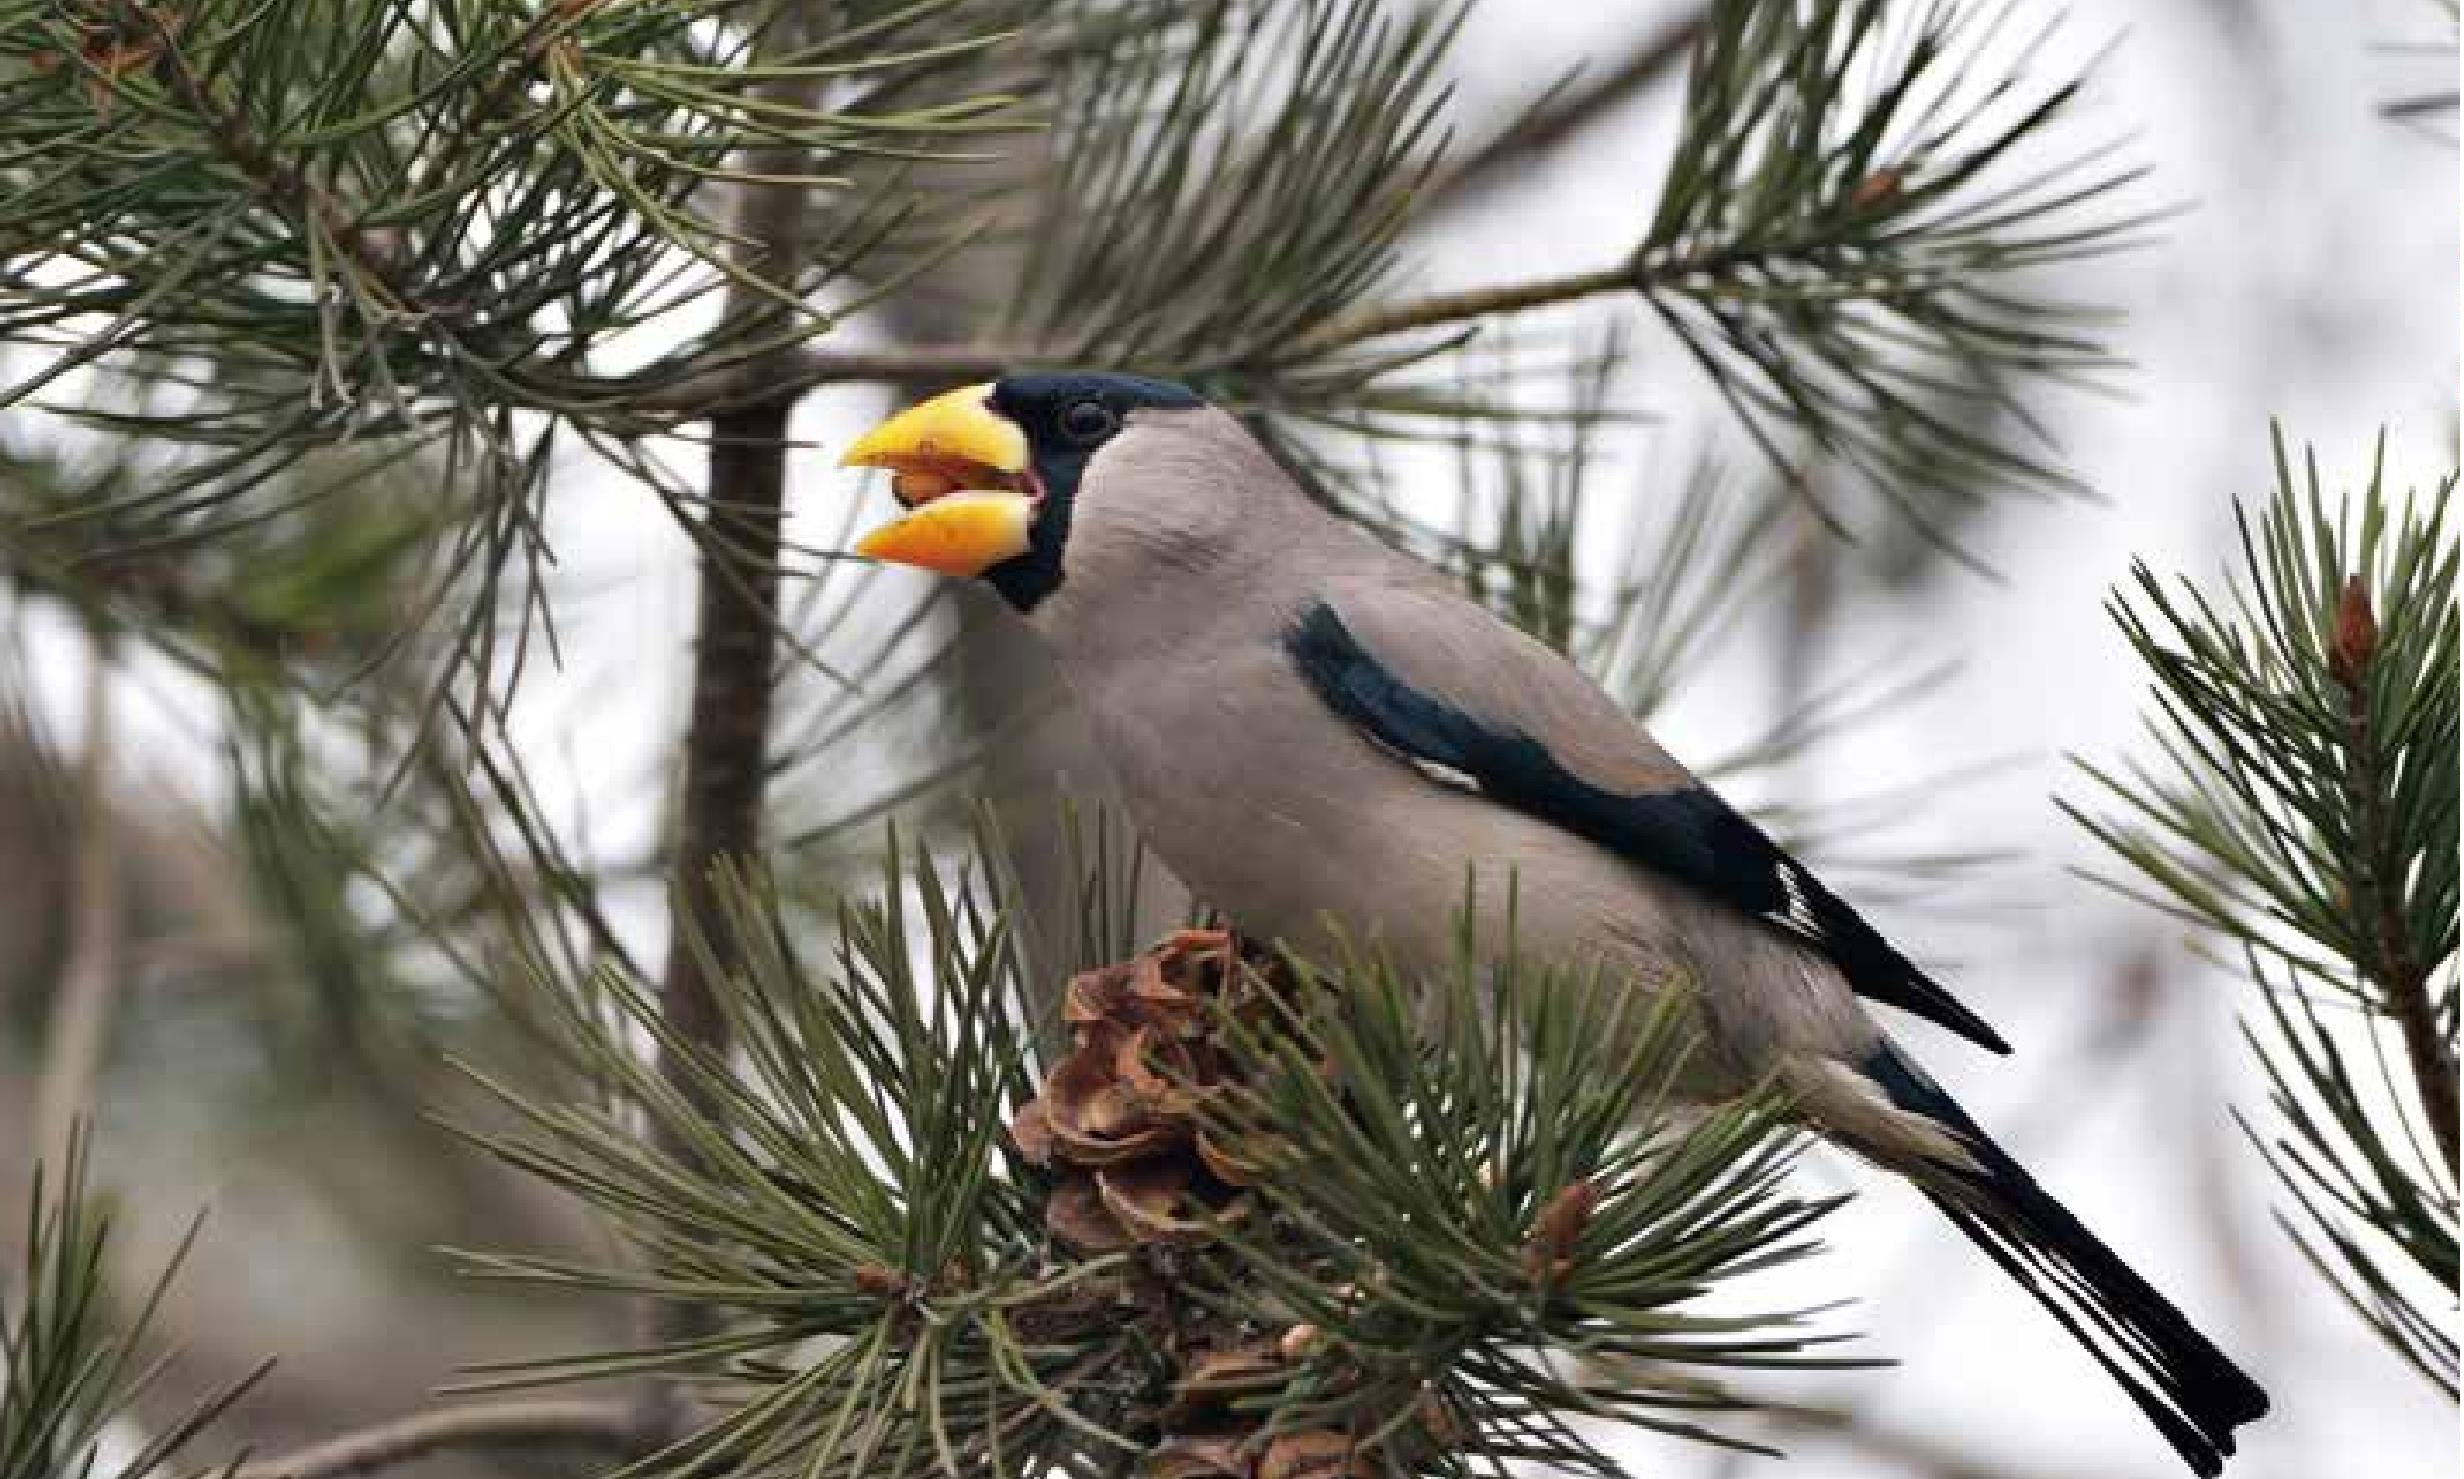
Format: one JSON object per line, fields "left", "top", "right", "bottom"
{"left": 0, "top": 0, "right": 1024, "bottom": 697}
{"left": 3, "top": 1130, "right": 259, "bottom": 1479}
{"left": 2379, "top": 0, "right": 2458, "bottom": 129}
{"left": 2070, "top": 427, "right": 2459, "bottom": 1393}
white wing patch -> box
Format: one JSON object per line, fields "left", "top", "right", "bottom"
{"left": 1357, "top": 729, "right": 1484, "bottom": 795}
{"left": 1765, "top": 859, "right": 1823, "bottom": 940}
{"left": 1405, "top": 754, "right": 1483, "bottom": 793}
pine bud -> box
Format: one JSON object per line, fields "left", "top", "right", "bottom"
{"left": 853, "top": 1263, "right": 910, "bottom": 1299}
{"left": 2329, "top": 575, "right": 2377, "bottom": 688}
{"left": 1849, "top": 168, "right": 1905, "bottom": 211}
{"left": 1522, "top": 1178, "right": 1601, "bottom": 1286}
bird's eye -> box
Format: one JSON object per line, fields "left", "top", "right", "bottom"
{"left": 1060, "top": 399, "right": 1118, "bottom": 445}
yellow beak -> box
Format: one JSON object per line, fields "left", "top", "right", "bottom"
{"left": 841, "top": 383, "right": 1037, "bottom": 578}
{"left": 851, "top": 492, "right": 1036, "bottom": 576}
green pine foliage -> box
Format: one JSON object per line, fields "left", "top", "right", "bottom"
{"left": 0, "top": 0, "right": 2210, "bottom": 1473}
{"left": 1005, "top": 0, "right": 1459, "bottom": 402}
{"left": 447, "top": 858, "right": 1849, "bottom": 1479}
{"left": 2072, "top": 427, "right": 2460, "bottom": 1394}
{"left": 1641, "top": 0, "right": 2150, "bottom": 528}
{"left": 1196, "top": 932, "right": 1853, "bottom": 1474}
{"left": 0, "top": 0, "right": 2141, "bottom": 715}
{"left": 3, "top": 1131, "right": 258, "bottom": 1479}
{"left": 0, "top": 0, "right": 1024, "bottom": 693}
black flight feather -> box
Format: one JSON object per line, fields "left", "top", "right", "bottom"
{"left": 1283, "top": 600, "right": 2011, "bottom": 1054}
{"left": 1862, "top": 1044, "right": 2270, "bottom": 1475}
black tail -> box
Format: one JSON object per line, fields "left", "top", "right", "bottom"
{"left": 1864, "top": 1046, "right": 2270, "bottom": 1476}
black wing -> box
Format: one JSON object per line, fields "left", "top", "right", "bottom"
{"left": 1285, "top": 602, "right": 2010, "bottom": 1054}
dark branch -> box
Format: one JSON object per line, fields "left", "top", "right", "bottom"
{"left": 661, "top": 404, "right": 791, "bottom": 1092}
{"left": 646, "top": 0, "right": 825, "bottom": 1417}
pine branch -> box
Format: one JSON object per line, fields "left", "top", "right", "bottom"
{"left": 1634, "top": 0, "right": 2149, "bottom": 518}
{"left": 451, "top": 856, "right": 1851, "bottom": 1479}
{"left": 638, "top": 209, "right": 2059, "bottom": 415}
{"left": 628, "top": 266, "right": 1633, "bottom": 417}
{"left": 0, "top": 0, "right": 1021, "bottom": 706}
{"left": 220, "top": 1402, "right": 650, "bottom": 1479}
{"left": 1289, "top": 264, "right": 1639, "bottom": 357}
{"left": 2330, "top": 574, "right": 2461, "bottom": 1169}
{"left": 2072, "top": 425, "right": 2460, "bottom": 1392}
{"left": 634, "top": 0, "right": 2140, "bottom": 549}
{"left": 100, "top": 0, "right": 432, "bottom": 326}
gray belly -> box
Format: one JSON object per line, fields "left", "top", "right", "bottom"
{"left": 1064, "top": 650, "right": 1879, "bottom": 1098}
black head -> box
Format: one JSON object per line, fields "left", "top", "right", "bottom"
{"left": 980, "top": 372, "right": 1205, "bottom": 610}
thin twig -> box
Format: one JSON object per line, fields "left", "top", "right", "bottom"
{"left": 1417, "top": 7, "right": 1707, "bottom": 221}
{"left": 631, "top": 262, "right": 1646, "bottom": 419}
{"left": 1285, "top": 263, "right": 1640, "bottom": 358}
{"left": 33, "top": 632, "right": 120, "bottom": 1167}
{"left": 220, "top": 1401, "right": 650, "bottom": 1479}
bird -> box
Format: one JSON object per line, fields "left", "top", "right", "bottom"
{"left": 839, "top": 370, "right": 2271, "bottom": 1474}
